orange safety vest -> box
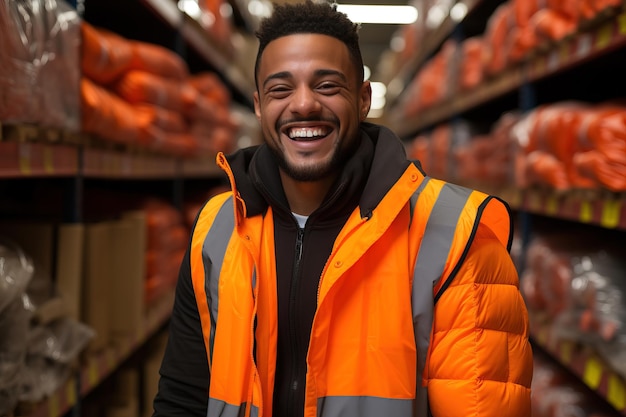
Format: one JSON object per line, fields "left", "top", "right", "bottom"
{"left": 190, "top": 154, "right": 532, "bottom": 417}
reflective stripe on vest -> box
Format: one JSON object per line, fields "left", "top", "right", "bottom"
{"left": 317, "top": 396, "right": 413, "bottom": 417}
{"left": 411, "top": 180, "right": 482, "bottom": 417}
{"left": 207, "top": 400, "right": 259, "bottom": 417}
{"left": 203, "top": 196, "right": 235, "bottom": 368}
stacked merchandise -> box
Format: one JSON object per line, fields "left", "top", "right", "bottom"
{"left": 0, "top": 0, "right": 81, "bottom": 131}
{"left": 399, "top": 0, "right": 622, "bottom": 116}
{"left": 407, "top": 100, "right": 626, "bottom": 193}
{"left": 143, "top": 199, "right": 190, "bottom": 305}
{"left": 80, "top": 22, "right": 240, "bottom": 157}
{"left": 521, "top": 229, "right": 626, "bottom": 387}
{"left": 0, "top": 240, "right": 93, "bottom": 416}
{"left": 197, "top": 0, "right": 236, "bottom": 57}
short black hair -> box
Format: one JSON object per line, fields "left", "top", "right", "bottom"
{"left": 254, "top": 0, "right": 364, "bottom": 89}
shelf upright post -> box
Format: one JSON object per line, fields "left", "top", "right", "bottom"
{"left": 516, "top": 64, "right": 537, "bottom": 276}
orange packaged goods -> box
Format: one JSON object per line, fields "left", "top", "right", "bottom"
{"left": 81, "top": 22, "right": 134, "bottom": 85}
{"left": 129, "top": 40, "right": 188, "bottom": 81}
{"left": 459, "top": 37, "right": 485, "bottom": 91}
{"left": 574, "top": 103, "right": 626, "bottom": 191}
{"left": 188, "top": 71, "right": 231, "bottom": 107}
{"left": 483, "top": 3, "right": 514, "bottom": 76}
{"left": 81, "top": 78, "right": 199, "bottom": 156}
{"left": 113, "top": 70, "right": 192, "bottom": 112}
{"left": 530, "top": 8, "right": 577, "bottom": 42}
{"left": 407, "top": 134, "right": 431, "bottom": 174}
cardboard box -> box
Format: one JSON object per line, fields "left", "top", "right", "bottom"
{"left": 110, "top": 211, "right": 147, "bottom": 340}
{"left": 55, "top": 223, "right": 84, "bottom": 321}
{"left": 82, "top": 221, "right": 113, "bottom": 352}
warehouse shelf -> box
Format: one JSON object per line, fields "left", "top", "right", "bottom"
{"left": 140, "top": 0, "right": 255, "bottom": 100}
{"left": 385, "top": 0, "right": 484, "bottom": 100}
{"left": 0, "top": 122, "right": 226, "bottom": 180}
{"left": 530, "top": 315, "right": 626, "bottom": 415}
{"left": 492, "top": 187, "right": 626, "bottom": 230}
{"left": 24, "top": 291, "right": 175, "bottom": 417}
{"left": 392, "top": 7, "right": 626, "bottom": 137}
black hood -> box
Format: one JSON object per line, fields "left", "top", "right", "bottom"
{"left": 224, "top": 122, "right": 411, "bottom": 222}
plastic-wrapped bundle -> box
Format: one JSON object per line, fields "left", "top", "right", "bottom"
{"left": 0, "top": 240, "right": 34, "bottom": 415}
{"left": 522, "top": 232, "right": 626, "bottom": 380}
{"left": 574, "top": 103, "right": 626, "bottom": 191}
{"left": 458, "top": 37, "right": 485, "bottom": 91}
{"left": 0, "top": 0, "right": 81, "bottom": 130}
{"left": 482, "top": 3, "right": 515, "bottom": 76}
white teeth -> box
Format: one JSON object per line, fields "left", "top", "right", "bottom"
{"left": 288, "top": 128, "right": 326, "bottom": 139}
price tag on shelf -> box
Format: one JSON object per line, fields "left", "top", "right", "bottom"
{"left": 560, "top": 341, "right": 573, "bottom": 364}
{"left": 596, "top": 23, "right": 612, "bottom": 49}
{"left": 19, "top": 142, "right": 32, "bottom": 174}
{"left": 607, "top": 374, "right": 626, "bottom": 411}
{"left": 580, "top": 200, "right": 593, "bottom": 223}
{"left": 546, "top": 195, "right": 558, "bottom": 215}
{"left": 48, "top": 393, "right": 59, "bottom": 417}
{"left": 618, "top": 13, "right": 626, "bottom": 35}
{"left": 87, "top": 361, "right": 99, "bottom": 387}
{"left": 43, "top": 146, "right": 54, "bottom": 174}
{"left": 66, "top": 379, "right": 77, "bottom": 408}
{"left": 583, "top": 357, "right": 602, "bottom": 389}
{"left": 600, "top": 199, "right": 622, "bottom": 229}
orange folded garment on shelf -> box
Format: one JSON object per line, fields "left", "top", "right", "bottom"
{"left": 483, "top": 3, "right": 515, "bottom": 75}
{"left": 531, "top": 8, "right": 577, "bottom": 42}
{"left": 459, "top": 37, "right": 485, "bottom": 91}
{"left": 113, "top": 70, "right": 192, "bottom": 112}
{"left": 81, "top": 22, "right": 134, "bottom": 85}
{"left": 520, "top": 150, "right": 570, "bottom": 190}
{"left": 129, "top": 40, "right": 189, "bottom": 82}
{"left": 188, "top": 71, "right": 231, "bottom": 107}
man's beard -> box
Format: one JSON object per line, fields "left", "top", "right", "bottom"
{"left": 268, "top": 144, "right": 344, "bottom": 182}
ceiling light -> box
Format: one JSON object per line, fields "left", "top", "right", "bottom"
{"left": 336, "top": 4, "right": 418, "bottom": 25}
{"left": 450, "top": 2, "right": 468, "bottom": 21}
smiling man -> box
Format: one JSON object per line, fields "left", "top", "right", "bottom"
{"left": 152, "top": 2, "right": 533, "bottom": 417}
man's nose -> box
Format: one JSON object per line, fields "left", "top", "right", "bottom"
{"left": 289, "top": 86, "right": 322, "bottom": 116}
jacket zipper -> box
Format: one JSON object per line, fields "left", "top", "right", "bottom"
{"left": 287, "top": 226, "right": 305, "bottom": 416}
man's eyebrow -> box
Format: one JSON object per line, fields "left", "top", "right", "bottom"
{"left": 314, "top": 69, "right": 347, "bottom": 82}
{"left": 262, "top": 69, "right": 348, "bottom": 89}
{"left": 263, "top": 71, "right": 291, "bottom": 89}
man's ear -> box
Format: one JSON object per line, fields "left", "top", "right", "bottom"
{"left": 360, "top": 80, "right": 372, "bottom": 121}
{"left": 253, "top": 90, "right": 261, "bottom": 121}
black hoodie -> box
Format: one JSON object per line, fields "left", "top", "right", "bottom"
{"left": 153, "top": 123, "right": 412, "bottom": 417}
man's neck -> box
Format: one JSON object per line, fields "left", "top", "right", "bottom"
{"left": 279, "top": 170, "right": 336, "bottom": 216}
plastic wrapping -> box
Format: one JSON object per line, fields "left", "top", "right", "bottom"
{"left": 0, "top": 0, "right": 81, "bottom": 130}
{"left": 0, "top": 239, "right": 34, "bottom": 415}
{"left": 19, "top": 318, "right": 95, "bottom": 403}
{"left": 522, "top": 231, "right": 626, "bottom": 379}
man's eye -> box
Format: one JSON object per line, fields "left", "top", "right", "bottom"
{"left": 317, "top": 83, "right": 340, "bottom": 93}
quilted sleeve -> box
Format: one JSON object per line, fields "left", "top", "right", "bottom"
{"left": 427, "top": 222, "right": 533, "bottom": 417}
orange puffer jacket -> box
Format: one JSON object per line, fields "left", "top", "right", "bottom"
{"left": 189, "top": 150, "right": 533, "bottom": 417}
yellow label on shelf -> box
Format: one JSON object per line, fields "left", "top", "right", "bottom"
{"left": 19, "top": 143, "right": 31, "bottom": 174}
{"left": 88, "top": 361, "right": 99, "bottom": 387}
{"left": 607, "top": 374, "right": 626, "bottom": 411}
{"left": 66, "top": 378, "right": 77, "bottom": 407}
{"left": 48, "top": 393, "right": 59, "bottom": 417}
{"left": 43, "top": 146, "right": 54, "bottom": 174}
{"left": 546, "top": 195, "right": 558, "bottom": 215}
{"left": 601, "top": 199, "right": 621, "bottom": 228}
{"left": 580, "top": 200, "right": 593, "bottom": 223}
{"left": 560, "top": 341, "right": 573, "bottom": 364}
{"left": 583, "top": 357, "right": 602, "bottom": 389}
{"left": 596, "top": 24, "right": 612, "bottom": 49}
{"left": 619, "top": 13, "right": 626, "bottom": 35}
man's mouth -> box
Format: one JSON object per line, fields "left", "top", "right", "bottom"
{"left": 287, "top": 127, "right": 330, "bottom": 141}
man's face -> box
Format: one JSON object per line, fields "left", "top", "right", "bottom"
{"left": 254, "top": 34, "right": 371, "bottom": 182}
